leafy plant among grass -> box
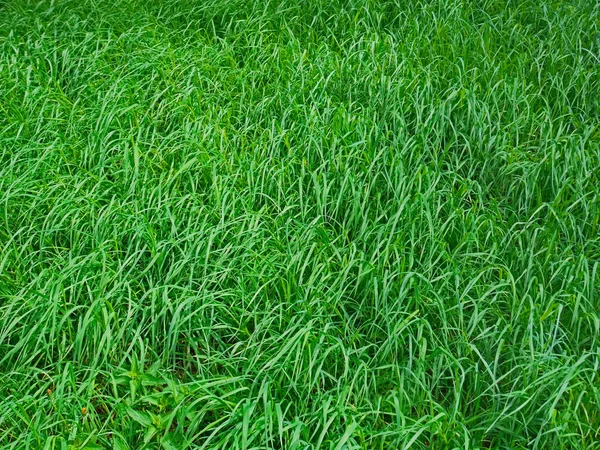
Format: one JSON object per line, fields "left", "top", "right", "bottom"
{"left": 1, "top": 0, "right": 599, "bottom": 448}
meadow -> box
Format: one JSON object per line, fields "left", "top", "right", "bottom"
{"left": 0, "top": 0, "right": 599, "bottom": 448}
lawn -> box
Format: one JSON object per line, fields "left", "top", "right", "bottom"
{"left": 0, "top": 0, "right": 599, "bottom": 448}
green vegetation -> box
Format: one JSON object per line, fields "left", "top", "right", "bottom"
{"left": 1, "top": 0, "right": 599, "bottom": 448}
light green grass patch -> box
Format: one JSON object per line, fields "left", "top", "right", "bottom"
{"left": 0, "top": 0, "right": 599, "bottom": 448}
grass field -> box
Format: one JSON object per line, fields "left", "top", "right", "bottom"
{"left": 1, "top": 0, "right": 599, "bottom": 448}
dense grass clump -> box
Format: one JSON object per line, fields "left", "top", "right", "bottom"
{"left": 1, "top": 0, "right": 599, "bottom": 448}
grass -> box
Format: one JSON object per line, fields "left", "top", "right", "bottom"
{"left": 0, "top": 0, "right": 599, "bottom": 448}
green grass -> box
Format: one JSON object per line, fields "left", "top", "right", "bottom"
{"left": 0, "top": 0, "right": 599, "bottom": 448}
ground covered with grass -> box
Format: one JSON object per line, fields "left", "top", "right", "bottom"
{"left": 1, "top": 0, "right": 599, "bottom": 448}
